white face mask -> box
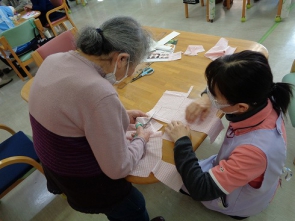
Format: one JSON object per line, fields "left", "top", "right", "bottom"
{"left": 104, "top": 57, "right": 130, "bottom": 85}
{"left": 207, "top": 86, "right": 239, "bottom": 114}
{"left": 220, "top": 110, "right": 239, "bottom": 115}
{"left": 207, "top": 86, "right": 231, "bottom": 109}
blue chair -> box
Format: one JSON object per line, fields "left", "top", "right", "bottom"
{"left": 0, "top": 124, "right": 43, "bottom": 199}
{"left": 282, "top": 60, "right": 295, "bottom": 165}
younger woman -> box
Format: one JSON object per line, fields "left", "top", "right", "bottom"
{"left": 166, "top": 50, "right": 293, "bottom": 219}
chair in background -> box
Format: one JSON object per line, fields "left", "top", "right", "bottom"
{"left": 241, "top": 0, "right": 285, "bottom": 22}
{"left": 0, "top": 18, "right": 40, "bottom": 81}
{"left": 46, "top": 0, "right": 77, "bottom": 37}
{"left": 282, "top": 60, "right": 295, "bottom": 165}
{"left": 183, "top": 0, "right": 237, "bottom": 20}
{"left": 75, "top": 0, "right": 87, "bottom": 6}
{"left": 31, "top": 27, "right": 77, "bottom": 67}
{"left": 0, "top": 124, "right": 43, "bottom": 199}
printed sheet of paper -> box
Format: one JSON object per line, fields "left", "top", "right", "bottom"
{"left": 145, "top": 31, "right": 180, "bottom": 62}
{"left": 152, "top": 160, "right": 183, "bottom": 192}
{"left": 204, "top": 38, "right": 237, "bottom": 60}
{"left": 147, "top": 87, "right": 224, "bottom": 143}
{"left": 22, "top": 11, "right": 38, "bottom": 19}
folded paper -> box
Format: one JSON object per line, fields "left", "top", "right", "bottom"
{"left": 204, "top": 38, "right": 236, "bottom": 60}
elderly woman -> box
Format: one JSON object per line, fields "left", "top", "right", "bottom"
{"left": 29, "top": 17, "right": 164, "bottom": 221}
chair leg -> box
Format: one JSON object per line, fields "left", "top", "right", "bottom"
{"left": 19, "top": 64, "right": 33, "bottom": 79}
{"left": 49, "top": 24, "right": 58, "bottom": 37}
{"left": 293, "top": 157, "right": 295, "bottom": 165}
{"left": 60, "top": 23, "right": 68, "bottom": 31}
{"left": 184, "top": 3, "right": 189, "bottom": 18}
{"left": 275, "top": 0, "right": 283, "bottom": 22}
{"left": 290, "top": 60, "right": 295, "bottom": 73}
{"left": 206, "top": 0, "right": 214, "bottom": 22}
{"left": 227, "top": 0, "right": 231, "bottom": 9}
{"left": 241, "top": 0, "right": 247, "bottom": 22}
{"left": 201, "top": 0, "right": 204, "bottom": 6}
{"left": 5, "top": 58, "right": 25, "bottom": 81}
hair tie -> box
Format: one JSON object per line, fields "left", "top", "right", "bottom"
{"left": 96, "top": 28, "right": 102, "bottom": 36}
{"left": 271, "top": 83, "right": 277, "bottom": 92}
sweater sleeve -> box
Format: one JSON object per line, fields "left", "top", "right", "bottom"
{"left": 84, "top": 94, "right": 146, "bottom": 180}
{"left": 174, "top": 136, "right": 225, "bottom": 201}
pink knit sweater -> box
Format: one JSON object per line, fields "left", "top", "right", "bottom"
{"left": 29, "top": 51, "right": 146, "bottom": 179}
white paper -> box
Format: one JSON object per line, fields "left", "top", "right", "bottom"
{"left": 155, "top": 31, "right": 180, "bottom": 49}
{"left": 21, "top": 11, "right": 38, "bottom": 19}
{"left": 147, "top": 87, "right": 224, "bottom": 143}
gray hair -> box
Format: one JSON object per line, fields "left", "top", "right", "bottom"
{"left": 76, "top": 16, "right": 152, "bottom": 64}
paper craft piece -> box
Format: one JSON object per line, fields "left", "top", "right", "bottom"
{"left": 147, "top": 87, "right": 224, "bottom": 143}
{"left": 169, "top": 51, "right": 182, "bottom": 61}
{"left": 154, "top": 31, "right": 180, "bottom": 50}
{"left": 152, "top": 160, "right": 183, "bottom": 192}
{"left": 184, "top": 45, "right": 205, "bottom": 56}
{"left": 204, "top": 38, "right": 237, "bottom": 60}
{"left": 129, "top": 132, "right": 163, "bottom": 177}
{"left": 145, "top": 32, "right": 180, "bottom": 62}
{"left": 22, "top": 11, "right": 38, "bottom": 19}
{"left": 145, "top": 45, "right": 180, "bottom": 62}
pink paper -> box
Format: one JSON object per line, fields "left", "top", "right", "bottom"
{"left": 152, "top": 160, "right": 183, "bottom": 192}
{"left": 184, "top": 45, "right": 205, "bottom": 56}
{"left": 128, "top": 116, "right": 163, "bottom": 177}
{"left": 204, "top": 38, "right": 237, "bottom": 60}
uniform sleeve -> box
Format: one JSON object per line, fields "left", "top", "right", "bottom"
{"left": 209, "top": 145, "right": 267, "bottom": 194}
{"left": 84, "top": 94, "right": 146, "bottom": 180}
{"left": 174, "top": 136, "right": 225, "bottom": 201}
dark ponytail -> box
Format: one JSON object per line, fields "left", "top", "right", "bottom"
{"left": 270, "top": 82, "right": 294, "bottom": 115}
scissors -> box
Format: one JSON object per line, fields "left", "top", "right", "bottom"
{"left": 130, "top": 67, "right": 154, "bottom": 83}
{"left": 135, "top": 112, "right": 156, "bottom": 129}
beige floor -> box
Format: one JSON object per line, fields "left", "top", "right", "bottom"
{"left": 0, "top": 0, "right": 295, "bottom": 220}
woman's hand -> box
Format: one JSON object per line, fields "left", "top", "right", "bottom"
{"left": 185, "top": 94, "right": 211, "bottom": 123}
{"left": 127, "top": 110, "right": 148, "bottom": 124}
{"left": 135, "top": 125, "right": 152, "bottom": 143}
{"left": 165, "top": 121, "right": 190, "bottom": 142}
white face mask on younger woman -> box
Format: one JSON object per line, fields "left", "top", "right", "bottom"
{"left": 104, "top": 56, "right": 130, "bottom": 85}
